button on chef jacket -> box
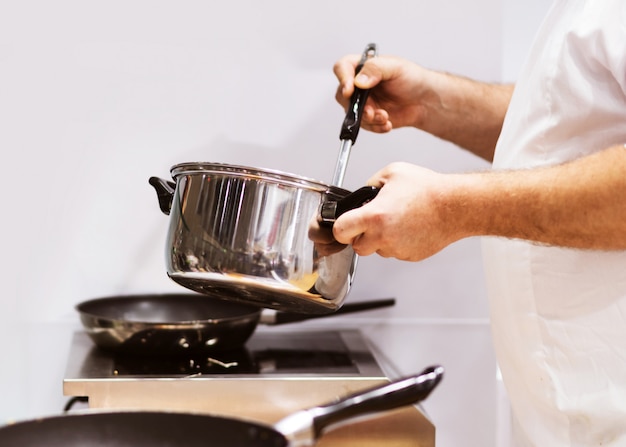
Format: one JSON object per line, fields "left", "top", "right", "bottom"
{"left": 482, "top": 0, "right": 626, "bottom": 445}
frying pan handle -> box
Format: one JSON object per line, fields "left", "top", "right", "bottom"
{"left": 275, "top": 365, "right": 444, "bottom": 444}
{"left": 339, "top": 43, "right": 377, "bottom": 144}
{"left": 149, "top": 176, "right": 176, "bottom": 215}
{"left": 265, "top": 298, "right": 395, "bottom": 325}
{"left": 311, "top": 365, "right": 444, "bottom": 437}
{"left": 319, "top": 186, "right": 379, "bottom": 227}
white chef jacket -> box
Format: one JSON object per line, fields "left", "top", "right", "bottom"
{"left": 483, "top": 0, "right": 626, "bottom": 445}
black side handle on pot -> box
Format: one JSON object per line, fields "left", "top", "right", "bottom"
{"left": 149, "top": 177, "right": 176, "bottom": 215}
{"left": 318, "top": 186, "right": 379, "bottom": 227}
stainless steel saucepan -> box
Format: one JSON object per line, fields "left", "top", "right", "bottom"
{"left": 149, "top": 44, "right": 379, "bottom": 314}
{"left": 149, "top": 171, "right": 377, "bottom": 314}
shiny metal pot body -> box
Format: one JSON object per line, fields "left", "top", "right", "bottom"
{"left": 152, "top": 162, "right": 357, "bottom": 314}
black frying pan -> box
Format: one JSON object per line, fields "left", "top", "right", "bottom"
{"left": 76, "top": 294, "right": 395, "bottom": 355}
{"left": 0, "top": 365, "right": 443, "bottom": 446}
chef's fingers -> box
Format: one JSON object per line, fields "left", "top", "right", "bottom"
{"left": 333, "top": 97, "right": 391, "bottom": 133}
{"left": 333, "top": 54, "right": 362, "bottom": 100}
{"left": 334, "top": 56, "right": 396, "bottom": 133}
{"left": 308, "top": 221, "right": 336, "bottom": 244}
{"left": 365, "top": 168, "right": 389, "bottom": 189}
{"left": 327, "top": 168, "right": 385, "bottom": 251}
{"left": 308, "top": 219, "right": 349, "bottom": 257}
{"left": 351, "top": 56, "right": 402, "bottom": 90}
{"left": 332, "top": 171, "right": 388, "bottom": 256}
{"left": 333, "top": 55, "right": 388, "bottom": 105}
{"left": 362, "top": 106, "right": 390, "bottom": 124}
{"left": 363, "top": 106, "right": 393, "bottom": 133}
{"left": 332, "top": 209, "right": 378, "bottom": 256}
{"left": 314, "top": 241, "right": 348, "bottom": 257}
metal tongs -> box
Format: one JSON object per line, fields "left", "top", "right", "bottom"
{"left": 331, "top": 43, "right": 378, "bottom": 187}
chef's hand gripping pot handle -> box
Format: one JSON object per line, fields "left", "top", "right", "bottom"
{"left": 318, "top": 186, "right": 379, "bottom": 227}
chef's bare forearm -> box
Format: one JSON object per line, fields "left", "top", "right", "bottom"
{"left": 445, "top": 144, "right": 626, "bottom": 249}
{"left": 419, "top": 72, "right": 514, "bottom": 162}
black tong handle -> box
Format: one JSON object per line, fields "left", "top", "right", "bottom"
{"left": 339, "top": 43, "right": 377, "bottom": 143}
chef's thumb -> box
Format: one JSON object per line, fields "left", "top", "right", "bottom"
{"left": 353, "top": 58, "right": 389, "bottom": 90}
{"left": 332, "top": 208, "right": 368, "bottom": 246}
{"left": 354, "top": 72, "right": 372, "bottom": 89}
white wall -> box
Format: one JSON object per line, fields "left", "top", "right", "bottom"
{"left": 0, "top": 0, "right": 549, "bottom": 445}
{"left": 502, "top": 0, "right": 552, "bottom": 82}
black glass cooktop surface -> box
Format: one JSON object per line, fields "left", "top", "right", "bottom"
{"left": 66, "top": 330, "right": 384, "bottom": 379}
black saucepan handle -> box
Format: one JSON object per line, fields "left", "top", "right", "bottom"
{"left": 312, "top": 365, "right": 444, "bottom": 437}
{"left": 339, "top": 43, "right": 377, "bottom": 144}
{"left": 319, "top": 185, "right": 379, "bottom": 227}
{"left": 149, "top": 176, "right": 176, "bottom": 215}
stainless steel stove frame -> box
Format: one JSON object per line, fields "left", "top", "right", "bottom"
{"left": 63, "top": 329, "right": 435, "bottom": 446}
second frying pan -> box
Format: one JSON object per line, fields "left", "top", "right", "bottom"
{"left": 0, "top": 365, "right": 443, "bottom": 446}
{"left": 77, "top": 294, "right": 395, "bottom": 355}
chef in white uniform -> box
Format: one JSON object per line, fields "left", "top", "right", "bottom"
{"left": 330, "top": 0, "right": 626, "bottom": 445}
